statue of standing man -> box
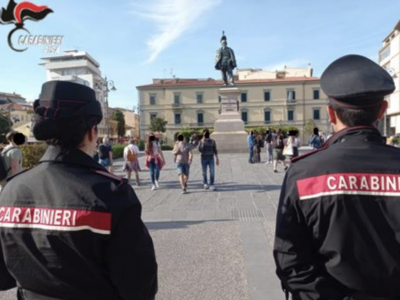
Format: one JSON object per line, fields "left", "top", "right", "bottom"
{"left": 215, "top": 32, "right": 237, "bottom": 86}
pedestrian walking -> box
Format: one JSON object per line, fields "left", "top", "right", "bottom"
{"left": 98, "top": 137, "right": 113, "bottom": 172}
{"left": 0, "top": 81, "right": 158, "bottom": 299}
{"left": 172, "top": 134, "right": 193, "bottom": 194}
{"left": 272, "top": 129, "right": 288, "bottom": 173}
{"left": 123, "top": 139, "right": 141, "bottom": 185}
{"left": 0, "top": 131, "right": 25, "bottom": 190}
{"left": 308, "top": 127, "right": 322, "bottom": 150}
{"left": 274, "top": 54, "right": 399, "bottom": 299}
{"left": 145, "top": 134, "right": 165, "bottom": 191}
{"left": 198, "top": 129, "right": 219, "bottom": 191}
{"left": 264, "top": 130, "right": 274, "bottom": 164}
{"left": 247, "top": 131, "right": 255, "bottom": 163}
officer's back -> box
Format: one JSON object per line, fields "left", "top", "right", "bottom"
{"left": 274, "top": 55, "right": 400, "bottom": 300}
{"left": 0, "top": 81, "right": 157, "bottom": 300}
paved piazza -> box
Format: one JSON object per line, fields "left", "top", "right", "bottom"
{"left": 0, "top": 151, "right": 287, "bottom": 300}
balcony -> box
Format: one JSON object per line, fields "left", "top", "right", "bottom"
{"left": 285, "top": 99, "right": 296, "bottom": 106}
{"left": 172, "top": 102, "right": 182, "bottom": 110}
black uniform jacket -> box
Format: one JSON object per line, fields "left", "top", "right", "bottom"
{"left": 274, "top": 126, "right": 400, "bottom": 300}
{"left": 0, "top": 146, "right": 158, "bottom": 300}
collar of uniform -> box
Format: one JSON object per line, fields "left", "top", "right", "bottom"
{"left": 325, "top": 125, "right": 384, "bottom": 147}
{"left": 39, "top": 145, "right": 105, "bottom": 170}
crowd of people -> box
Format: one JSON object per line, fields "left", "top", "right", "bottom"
{"left": 246, "top": 127, "right": 328, "bottom": 172}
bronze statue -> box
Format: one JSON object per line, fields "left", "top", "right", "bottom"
{"left": 215, "top": 31, "right": 237, "bottom": 86}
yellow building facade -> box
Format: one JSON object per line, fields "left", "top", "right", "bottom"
{"left": 137, "top": 76, "right": 329, "bottom": 144}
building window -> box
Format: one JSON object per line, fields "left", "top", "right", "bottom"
{"left": 174, "top": 93, "right": 180, "bottom": 104}
{"left": 196, "top": 93, "right": 203, "bottom": 104}
{"left": 150, "top": 113, "right": 157, "bottom": 121}
{"left": 313, "top": 89, "right": 320, "bottom": 100}
{"left": 149, "top": 94, "right": 156, "bottom": 105}
{"left": 241, "top": 111, "right": 248, "bottom": 123}
{"left": 380, "top": 45, "right": 391, "bottom": 62}
{"left": 287, "top": 90, "right": 296, "bottom": 101}
{"left": 175, "top": 113, "right": 181, "bottom": 124}
{"left": 313, "top": 108, "right": 320, "bottom": 120}
{"left": 241, "top": 92, "right": 247, "bottom": 102}
{"left": 264, "top": 91, "right": 270, "bottom": 101}
{"left": 264, "top": 110, "right": 271, "bottom": 123}
{"left": 197, "top": 112, "right": 204, "bottom": 124}
{"left": 288, "top": 110, "right": 294, "bottom": 121}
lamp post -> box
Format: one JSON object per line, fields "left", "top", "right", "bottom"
{"left": 96, "top": 76, "right": 116, "bottom": 138}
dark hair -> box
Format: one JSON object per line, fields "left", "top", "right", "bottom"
{"left": 266, "top": 130, "right": 270, "bottom": 135}
{"left": 330, "top": 101, "right": 382, "bottom": 127}
{"left": 177, "top": 134, "right": 184, "bottom": 141}
{"left": 147, "top": 134, "right": 155, "bottom": 154}
{"left": 313, "top": 127, "right": 319, "bottom": 135}
{"left": 33, "top": 116, "right": 100, "bottom": 153}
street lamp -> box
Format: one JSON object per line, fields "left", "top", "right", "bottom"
{"left": 95, "top": 76, "right": 117, "bottom": 138}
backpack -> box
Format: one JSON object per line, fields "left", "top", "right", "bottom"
{"left": 0, "top": 147, "right": 17, "bottom": 181}
{"left": 126, "top": 147, "right": 137, "bottom": 162}
{"left": 274, "top": 135, "right": 284, "bottom": 149}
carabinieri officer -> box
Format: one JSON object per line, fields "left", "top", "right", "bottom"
{"left": 274, "top": 54, "right": 400, "bottom": 300}
{"left": 0, "top": 81, "right": 158, "bottom": 300}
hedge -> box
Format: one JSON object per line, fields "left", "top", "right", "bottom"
{"left": 20, "top": 144, "right": 47, "bottom": 169}
{"left": 245, "top": 125, "right": 300, "bottom": 137}
{"left": 112, "top": 145, "right": 125, "bottom": 159}
{"left": 173, "top": 127, "right": 214, "bottom": 142}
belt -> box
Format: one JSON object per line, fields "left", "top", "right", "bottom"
{"left": 18, "top": 289, "right": 62, "bottom": 300}
{"left": 352, "top": 292, "right": 399, "bottom": 300}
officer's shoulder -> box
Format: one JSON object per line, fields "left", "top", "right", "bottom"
{"left": 291, "top": 147, "right": 327, "bottom": 165}
{"left": 7, "top": 167, "right": 32, "bottom": 182}
{"left": 91, "top": 169, "right": 126, "bottom": 184}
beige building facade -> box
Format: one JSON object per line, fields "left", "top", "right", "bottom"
{"left": 379, "top": 20, "right": 400, "bottom": 135}
{"left": 137, "top": 70, "right": 329, "bottom": 145}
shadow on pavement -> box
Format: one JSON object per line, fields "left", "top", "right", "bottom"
{"left": 146, "top": 220, "right": 233, "bottom": 231}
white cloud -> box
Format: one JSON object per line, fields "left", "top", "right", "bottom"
{"left": 131, "top": 0, "right": 222, "bottom": 63}
{"left": 264, "top": 59, "right": 310, "bottom": 71}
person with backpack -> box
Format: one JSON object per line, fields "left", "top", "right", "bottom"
{"left": 0, "top": 131, "right": 25, "bottom": 190}
{"left": 172, "top": 134, "right": 193, "bottom": 194}
{"left": 123, "top": 139, "right": 141, "bottom": 186}
{"left": 198, "top": 129, "right": 219, "bottom": 191}
{"left": 308, "top": 127, "right": 322, "bottom": 150}
{"left": 272, "top": 129, "right": 288, "bottom": 173}
{"left": 99, "top": 137, "right": 113, "bottom": 172}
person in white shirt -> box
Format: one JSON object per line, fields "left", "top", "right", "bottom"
{"left": 123, "top": 139, "right": 141, "bottom": 185}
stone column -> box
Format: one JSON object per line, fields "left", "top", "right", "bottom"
{"left": 211, "top": 87, "right": 248, "bottom": 153}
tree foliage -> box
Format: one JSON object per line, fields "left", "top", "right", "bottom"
{"left": 112, "top": 110, "right": 125, "bottom": 137}
{"left": 303, "top": 119, "right": 316, "bottom": 137}
{"left": 149, "top": 117, "right": 167, "bottom": 133}
{"left": 0, "top": 113, "right": 12, "bottom": 144}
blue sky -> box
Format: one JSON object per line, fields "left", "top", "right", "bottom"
{"left": 0, "top": 0, "right": 399, "bottom": 109}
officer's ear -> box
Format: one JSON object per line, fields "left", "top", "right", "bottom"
{"left": 327, "top": 105, "right": 337, "bottom": 125}
{"left": 377, "top": 101, "right": 389, "bottom": 120}
{"left": 88, "top": 125, "right": 98, "bottom": 143}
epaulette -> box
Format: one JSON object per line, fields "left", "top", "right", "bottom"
{"left": 91, "top": 169, "right": 126, "bottom": 185}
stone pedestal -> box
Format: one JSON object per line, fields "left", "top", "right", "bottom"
{"left": 211, "top": 88, "right": 248, "bottom": 153}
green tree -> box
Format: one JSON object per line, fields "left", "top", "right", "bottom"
{"left": 149, "top": 117, "right": 167, "bottom": 133}
{"left": 303, "top": 119, "right": 316, "bottom": 137}
{"left": 112, "top": 110, "right": 125, "bottom": 137}
{"left": 0, "top": 113, "right": 12, "bottom": 144}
